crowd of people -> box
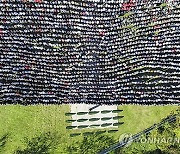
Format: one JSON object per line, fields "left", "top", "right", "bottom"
{"left": 0, "top": 0, "right": 179, "bottom": 104}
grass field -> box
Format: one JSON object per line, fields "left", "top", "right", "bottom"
{"left": 0, "top": 104, "right": 178, "bottom": 153}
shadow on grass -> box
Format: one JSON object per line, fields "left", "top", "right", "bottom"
{"left": 66, "top": 133, "right": 119, "bottom": 154}
{"left": 0, "top": 134, "right": 9, "bottom": 153}
{"left": 15, "top": 132, "right": 60, "bottom": 154}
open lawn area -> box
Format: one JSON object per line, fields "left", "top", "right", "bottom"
{"left": 0, "top": 105, "right": 178, "bottom": 154}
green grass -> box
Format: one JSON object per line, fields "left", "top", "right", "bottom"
{"left": 0, "top": 104, "right": 178, "bottom": 153}
{"left": 0, "top": 105, "right": 70, "bottom": 154}
{"left": 113, "top": 105, "right": 178, "bottom": 139}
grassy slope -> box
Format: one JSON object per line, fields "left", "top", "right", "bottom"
{"left": 0, "top": 105, "right": 178, "bottom": 153}
{"left": 115, "top": 105, "right": 178, "bottom": 138}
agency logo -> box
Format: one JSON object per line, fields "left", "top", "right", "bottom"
{"left": 119, "top": 133, "right": 133, "bottom": 147}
